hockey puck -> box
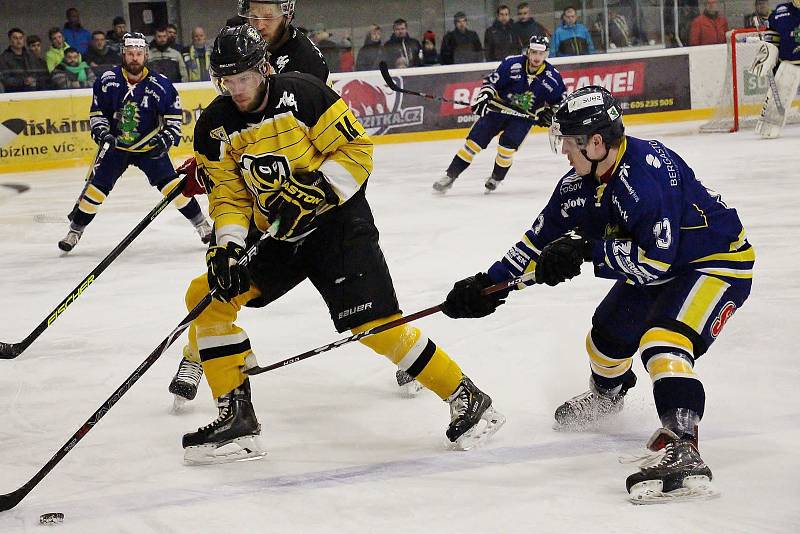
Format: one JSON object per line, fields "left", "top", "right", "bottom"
{"left": 39, "top": 512, "right": 64, "bottom": 525}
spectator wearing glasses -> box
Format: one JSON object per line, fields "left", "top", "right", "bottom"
{"left": 551, "top": 6, "right": 595, "bottom": 56}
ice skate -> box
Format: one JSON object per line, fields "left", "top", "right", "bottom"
{"left": 396, "top": 369, "right": 424, "bottom": 397}
{"left": 445, "top": 375, "right": 505, "bottom": 450}
{"left": 432, "top": 173, "right": 457, "bottom": 193}
{"left": 58, "top": 227, "right": 83, "bottom": 252}
{"left": 194, "top": 219, "right": 213, "bottom": 244}
{"left": 169, "top": 348, "right": 204, "bottom": 412}
{"left": 484, "top": 175, "right": 503, "bottom": 193}
{"left": 554, "top": 372, "right": 636, "bottom": 430}
{"left": 626, "top": 428, "right": 716, "bottom": 504}
{"left": 182, "top": 379, "right": 266, "bottom": 465}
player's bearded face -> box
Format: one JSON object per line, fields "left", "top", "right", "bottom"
{"left": 123, "top": 49, "right": 146, "bottom": 75}
{"left": 527, "top": 49, "right": 548, "bottom": 68}
{"left": 222, "top": 70, "right": 267, "bottom": 111}
{"left": 244, "top": 4, "right": 286, "bottom": 42}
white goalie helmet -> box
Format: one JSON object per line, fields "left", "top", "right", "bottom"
{"left": 238, "top": 0, "right": 296, "bottom": 22}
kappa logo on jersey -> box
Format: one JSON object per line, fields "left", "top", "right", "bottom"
{"left": 334, "top": 78, "right": 423, "bottom": 136}
{"left": 275, "top": 54, "right": 290, "bottom": 72}
{"left": 710, "top": 301, "right": 737, "bottom": 338}
{"left": 277, "top": 91, "right": 298, "bottom": 111}
{"left": 560, "top": 196, "right": 585, "bottom": 217}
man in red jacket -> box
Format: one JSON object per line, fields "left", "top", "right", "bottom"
{"left": 689, "top": 0, "right": 728, "bottom": 46}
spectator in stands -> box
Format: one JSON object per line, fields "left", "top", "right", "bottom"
{"left": 46, "top": 28, "right": 73, "bottom": 73}
{"left": 25, "top": 34, "right": 50, "bottom": 89}
{"left": 689, "top": 0, "right": 728, "bottom": 46}
{"left": 183, "top": 26, "right": 211, "bottom": 82}
{"left": 608, "top": 4, "right": 637, "bottom": 49}
{"left": 107, "top": 16, "right": 127, "bottom": 54}
{"left": 62, "top": 7, "right": 91, "bottom": 54}
{"left": 339, "top": 37, "right": 354, "bottom": 72}
{"left": 166, "top": 23, "right": 185, "bottom": 53}
{"left": 513, "top": 2, "right": 550, "bottom": 47}
{"left": 356, "top": 25, "right": 384, "bottom": 71}
{"left": 0, "top": 28, "right": 49, "bottom": 92}
{"left": 485, "top": 4, "right": 518, "bottom": 61}
{"left": 440, "top": 11, "right": 483, "bottom": 65}
{"left": 422, "top": 30, "right": 439, "bottom": 65}
{"left": 552, "top": 6, "right": 595, "bottom": 56}
{"left": 310, "top": 25, "right": 340, "bottom": 72}
{"left": 51, "top": 47, "right": 95, "bottom": 89}
{"left": 743, "top": 0, "right": 771, "bottom": 29}
{"left": 148, "top": 26, "right": 188, "bottom": 82}
{"left": 26, "top": 35, "right": 44, "bottom": 60}
{"left": 84, "top": 31, "right": 121, "bottom": 76}
{"left": 383, "top": 18, "right": 422, "bottom": 68}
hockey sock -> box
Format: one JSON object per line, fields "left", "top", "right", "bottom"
{"left": 492, "top": 145, "right": 516, "bottom": 179}
{"left": 354, "top": 314, "right": 463, "bottom": 399}
{"left": 586, "top": 327, "right": 635, "bottom": 392}
{"left": 186, "top": 272, "right": 262, "bottom": 398}
{"left": 448, "top": 139, "right": 482, "bottom": 177}
{"left": 71, "top": 183, "right": 107, "bottom": 227}
{"left": 639, "top": 326, "right": 705, "bottom": 420}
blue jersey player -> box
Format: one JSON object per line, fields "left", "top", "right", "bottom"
{"left": 433, "top": 35, "right": 565, "bottom": 193}
{"left": 749, "top": 0, "right": 800, "bottom": 138}
{"left": 58, "top": 32, "right": 211, "bottom": 252}
{"left": 440, "top": 87, "right": 754, "bottom": 503}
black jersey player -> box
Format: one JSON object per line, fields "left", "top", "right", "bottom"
{"left": 177, "top": 25, "right": 504, "bottom": 464}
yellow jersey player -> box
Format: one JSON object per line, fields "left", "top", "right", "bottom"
{"left": 180, "top": 25, "right": 505, "bottom": 464}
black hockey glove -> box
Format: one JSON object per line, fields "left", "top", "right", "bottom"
{"left": 535, "top": 230, "right": 593, "bottom": 286}
{"left": 265, "top": 171, "right": 339, "bottom": 240}
{"left": 91, "top": 128, "right": 116, "bottom": 149}
{"left": 471, "top": 87, "right": 495, "bottom": 117}
{"left": 144, "top": 132, "right": 173, "bottom": 159}
{"left": 534, "top": 105, "right": 555, "bottom": 128}
{"left": 206, "top": 242, "right": 251, "bottom": 302}
{"left": 442, "top": 272, "right": 505, "bottom": 319}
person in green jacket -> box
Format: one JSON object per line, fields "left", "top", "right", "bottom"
{"left": 46, "top": 27, "right": 79, "bottom": 72}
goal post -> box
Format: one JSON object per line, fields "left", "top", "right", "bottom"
{"left": 700, "top": 27, "right": 800, "bottom": 133}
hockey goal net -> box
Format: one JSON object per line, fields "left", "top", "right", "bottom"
{"left": 700, "top": 27, "right": 800, "bottom": 133}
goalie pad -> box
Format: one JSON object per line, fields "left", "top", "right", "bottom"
{"left": 749, "top": 41, "right": 778, "bottom": 78}
{"left": 757, "top": 61, "right": 800, "bottom": 139}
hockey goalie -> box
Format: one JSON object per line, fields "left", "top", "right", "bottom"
{"left": 749, "top": 0, "right": 800, "bottom": 138}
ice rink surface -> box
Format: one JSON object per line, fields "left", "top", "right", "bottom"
{"left": 0, "top": 121, "right": 798, "bottom": 533}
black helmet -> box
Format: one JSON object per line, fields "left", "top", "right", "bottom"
{"left": 210, "top": 24, "right": 268, "bottom": 78}
{"left": 529, "top": 34, "right": 550, "bottom": 51}
{"left": 238, "top": 0, "right": 296, "bottom": 22}
{"left": 551, "top": 85, "right": 624, "bottom": 148}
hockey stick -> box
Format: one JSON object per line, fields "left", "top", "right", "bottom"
{"left": 0, "top": 231, "right": 270, "bottom": 512}
{"left": 0, "top": 176, "right": 188, "bottom": 359}
{"left": 246, "top": 270, "right": 537, "bottom": 376}
{"left": 67, "top": 141, "right": 112, "bottom": 222}
{"left": 378, "top": 61, "right": 538, "bottom": 120}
